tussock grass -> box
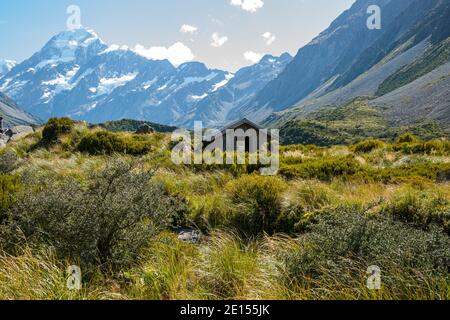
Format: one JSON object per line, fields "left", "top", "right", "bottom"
{"left": 0, "top": 248, "right": 111, "bottom": 300}
{"left": 1, "top": 122, "right": 449, "bottom": 300}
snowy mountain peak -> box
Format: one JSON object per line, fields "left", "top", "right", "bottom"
{"left": 0, "top": 60, "right": 17, "bottom": 77}
{"left": 20, "top": 27, "right": 108, "bottom": 72}
{"left": 0, "top": 28, "right": 292, "bottom": 128}
{"left": 48, "top": 27, "right": 104, "bottom": 49}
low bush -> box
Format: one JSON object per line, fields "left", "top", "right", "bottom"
{"left": 0, "top": 174, "right": 20, "bottom": 210}
{"left": 0, "top": 150, "right": 20, "bottom": 174}
{"left": 275, "top": 182, "right": 339, "bottom": 234}
{"left": 364, "top": 162, "right": 450, "bottom": 183}
{"left": 381, "top": 189, "right": 450, "bottom": 234}
{"left": 224, "top": 175, "right": 287, "bottom": 236}
{"left": 352, "top": 139, "right": 385, "bottom": 153}
{"left": 396, "top": 133, "right": 419, "bottom": 144}
{"left": 42, "top": 117, "right": 75, "bottom": 142}
{"left": 393, "top": 139, "right": 450, "bottom": 155}
{"left": 1, "top": 158, "right": 184, "bottom": 270}
{"left": 271, "top": 209, "right": 450, "bottom": 299}
{"left": 188, "top": 194, "right": 231, "bottom": 231}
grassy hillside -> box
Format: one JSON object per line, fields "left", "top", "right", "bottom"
{"left": 279, "top": 98, "right": 448, "bottom": 146}
{"left": 0, "top": 119, "right": 449, "bottom": 300}
{"left": 377, "top": 38, "right": 450, "bottom": 96}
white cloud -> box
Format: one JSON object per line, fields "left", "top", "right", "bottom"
{"left": 211, "top": 33, "right": 228, "bottom": 48}
{"left": 134, "top": 42, "right": 195, "bottom": 67}
{"left": 230, "top": 0, "right": 264, "bottom": 13}
{"left": 180, "top": 24, "right": 198, "bottom": 34}
{"left": 262, "top": 32, "right": 276, "bottom": 45}
{"left": 101, "top": 44, "right": 130, "bottom": 54}
{"left": 244, "top": 51, "right": 263, "bottom": 64}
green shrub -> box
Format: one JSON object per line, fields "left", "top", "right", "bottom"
{"left": 1, "top": 158, "right": 184, "bottom": 270}
{"left": 381, "top": 190, "right": 450, "bottom": 234}
{"left": 353, "top": 140, "right": 385, "bottom": 153}
{"left": 42, "top": 117, "right": 75, "bottom": 142}
{"left": 77, "top": 131, "right": 153, "bottom": 155}
{"left": 393, "top": 139, "right": 450, "bottom": 155}
{"left": 396, "top": 133, "right": 419, "bottom": 144}
{"left": 272, "top": 209, "right": 450, "bottom": 299}
{"left": 225, "top": 175, "right": 287, "bottom": 236}
{"left": 279, "top": 157, "right": 361, "bottom": 181}
{"left": 363, "top": 162, "right": 450, "bottom": 183}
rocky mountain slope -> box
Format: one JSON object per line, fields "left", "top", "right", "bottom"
{"left": 185, "top": 53, "right": 292, "bottom": 128}
{"left": 0, "top": 92, "right": 39, "bottom": 127}
{"left": 250, "top": 0, "right": 450, "bottom": 128}
{"left": 263, "top": 0, "right": 450, "bottom": 143}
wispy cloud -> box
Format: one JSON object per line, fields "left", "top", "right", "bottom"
{"left": 211, "top": 33, "right": 228, "bottom": 48}
{"left": 262, "top": 32, "right": 276, "bottom": 45}
{"left": 180, "top": 24, "right": 198, "bottom": 34}
{"left": 230, "top": 0, "right": 264, "bottom": 13}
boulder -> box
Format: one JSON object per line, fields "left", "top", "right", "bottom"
{"left": 0, "top": 126, "right": 34, "bottom": 148}
{"left": 9, "top": 125, "right": 34, "bottom": 141}
{"left": 177, "top": 229, "right": 202, "bottom": 244}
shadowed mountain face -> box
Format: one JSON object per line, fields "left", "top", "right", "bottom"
{"left": 242, "top": 0, "right": 414, "bottom": 118}
{"left": 184, "top": 53, "right": 292, "bottom": 128}
{"left": 0, "top": 92, "right": 38, "bottom": 127}
{"left": 246, "top": 0, "right": 450, "bottom": 125}
{"left": 262, "top": 0, "right": 450, "bottom": 141}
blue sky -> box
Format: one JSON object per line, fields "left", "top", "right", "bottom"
{"left": 0, "top": 0, "right": 355, "bottom": 71}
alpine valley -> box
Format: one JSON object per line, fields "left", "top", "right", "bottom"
{"left": 0, "top": 0, "right": 449, "bottom": 142}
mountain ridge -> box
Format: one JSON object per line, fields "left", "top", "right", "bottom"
{"left": 0, "top": 28, "right": 290, "bottom": 128}
{"left": 0, "top": 92, "right": 39, "bottom": 127}
{"left": 262, "top": 0, "right": 450, "bottom": 143}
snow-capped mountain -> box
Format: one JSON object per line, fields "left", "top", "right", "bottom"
{"left": 83, "top": 59, "right": 232, "bottom": 125}
{"left": 0, "top": 28, "right": 107, "bottom": 120}
{"left": 0, "top": 60, "right": 17, "bottom": 77}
